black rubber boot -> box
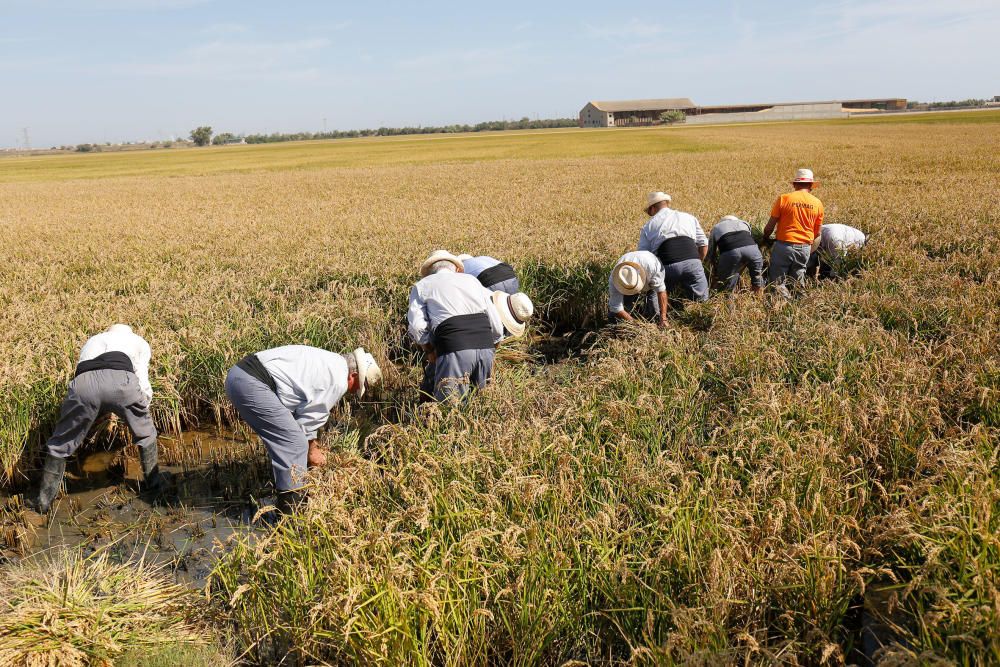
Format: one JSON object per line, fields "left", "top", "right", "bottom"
{"left": 32, "top": 454, "right": 66, "bottom": 514}
{"left": 139, "top": 441, "right": 164, "bottom": 495}
{"left": 275, "top": 489, "right": 305, "bottom": 515}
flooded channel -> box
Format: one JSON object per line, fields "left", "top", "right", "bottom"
{"left": 0, "top": 428, "right": 274, "bottom": 586}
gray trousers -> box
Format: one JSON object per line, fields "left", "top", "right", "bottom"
{"left": 768, "top": 241, "right": 811, "bottom": 286}
{"left": 664, "top": 258, "right": 709, "bottom": 302}
{"left": 716, "top": 246, "right": 765, "bottom": 290}
{"left": 484, "top": 277, "right": 520, "bottom": 294}
{"left": 46, "top": 369, "right": 157, "bottom": 459}
{"left": 434, "top": 348, "right": 495, "bottom": 402}
{"left": 225, "top": 365, "right": 307, "bottom": 491}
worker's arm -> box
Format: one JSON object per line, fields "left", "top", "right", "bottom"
{"left": 608, "top": 284, "right": 633, "bottom": 322}
{"left": 699, "top": 245, "right": 708, "bottom": 261}
{"left": 637, "top": 223, "right": 652, "bottom": 252}
{"left": 406, "top": 286, "right": 431, "bottom": 346}
{"left": 135, "top": 338, "right": 154, "bottom": 402}
{"left": 762, "top": 216, "right": 779, "bottom": 242}
{"left": 657, "top": 291, "right": 669, "bottom": 327}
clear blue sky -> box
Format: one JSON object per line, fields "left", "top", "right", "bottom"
{"left": 2, "top": 0, "right": 998, "bottom": 147}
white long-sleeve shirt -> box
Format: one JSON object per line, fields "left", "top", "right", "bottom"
{"left": 818, "top": 224, "right": 866, "bottom": 254}
{"left": 78, "top": 324, "right": 153, "bottom": 401}
{"left": 608, "top": 251, "right": 666, "bottom": 314}
{"left": 408, "top": 271, "right": 504, "bottom": 346}
{"left": 256, "top": 345, "right": 349, "bottom": 440}
{"left": 638, "top": 207, "right": 708, "bottom": 253}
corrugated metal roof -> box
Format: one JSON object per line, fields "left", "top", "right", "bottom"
{"left": 588, "top": 98, "right": 696, "bottom": 112}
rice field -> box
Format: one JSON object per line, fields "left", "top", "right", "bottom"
{"left": 1, "top": 111, "right": 999, "bottom": 664}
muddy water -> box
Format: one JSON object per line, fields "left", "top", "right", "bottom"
{"left": 0, "top": 429, "right": 275, "bottom": 585}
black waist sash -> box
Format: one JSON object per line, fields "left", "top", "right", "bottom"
{"left": 655, "top": 236, "right": 701, "bottom": 265}
{"left": 716, "top": 230, "right": 757, "bottom": 253}
{"left": 74, "top": 351, "right": 134, "bottom": 377}
{"left": 434, "top": 313, "right": 494, "bottom": 355}
{"left": 236, "top": 353, "right": 278, "bottom": 393}
{"left": 476, "top": 262, "right": 516, "bottom": 288}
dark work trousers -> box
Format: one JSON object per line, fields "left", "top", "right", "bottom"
{"left": 46, "top": 369, "right": 157, "bottom": 459}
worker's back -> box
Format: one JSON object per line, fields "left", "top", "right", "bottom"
{"left": 771, "top": 189, "right": 824, "bottom": 244}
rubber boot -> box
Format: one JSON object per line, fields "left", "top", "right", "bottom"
{"left": 32, "top": 454, "right": 66, "bottom": 514}
{"left": 275, "top": 489, "right": 305, "bottom": 515}
{"left": 139, "top": 441, "right": 164, "bottom": 496}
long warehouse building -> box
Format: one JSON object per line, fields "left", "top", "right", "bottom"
{"left": 579, "top": 97, "right": 907, "bottom": 127}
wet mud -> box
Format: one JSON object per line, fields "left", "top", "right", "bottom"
{"left": 0, "top": 428, "right": 274, "bottom": 586}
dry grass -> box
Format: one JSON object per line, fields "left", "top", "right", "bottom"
{"left": 0, "top": 548, "right": 218, "bottom": 666}
{"left": 1, "top": 113, "right": 999, "bottom": 663}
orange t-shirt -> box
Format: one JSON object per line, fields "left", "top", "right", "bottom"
{"left": 770, "top": 190, "right": 824, "bottom": 244}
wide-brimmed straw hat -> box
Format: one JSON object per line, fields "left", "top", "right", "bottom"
{"left": 792, "top": 168, "right": 815, "bottom": 184}
{"left": 352, "top": 347, "right": 382, "bottom": 399}
{"left": 492, "top": 291, "right": 533, "bottom": 338}
{"left": 644, "top": 191, "right": 671, "bottom": 211}
{"left": 612, "top": 261, "right": 647, "bottom": 295}
{"left": 420, "top": 250, "right": 464, "bottom": 277}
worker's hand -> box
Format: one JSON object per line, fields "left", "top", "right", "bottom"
{"left": 307, "top": 440, "right": 327, "bottom": 468}
{"left": 658, "top": 318, "right": 669, "bottom": 329}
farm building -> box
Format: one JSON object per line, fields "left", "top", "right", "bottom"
{"left": 579, "top": 97, "right": 907, "bottom": 127}
{"left": 579, "top": 99, "right": 696, "bottom": 128}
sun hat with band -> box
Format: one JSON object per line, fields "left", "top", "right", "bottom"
{"left": 492, "top": 291, "right": 534, "bottom": 338}
{"left": 644, "top": 191, "right": 671, "bottom": 212}
{"left": 792, "top": 168, "right": 815, "bottom": 184}
{"left": 612, "top": 261, "right": 647, "bottom": 296}
{"left": 419, "top": 250, "right": 464, "bottom": 277}
{"left": 351, "top": 347, "right": 382, "bottom": 399}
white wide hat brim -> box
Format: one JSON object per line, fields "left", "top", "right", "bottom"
{"left": 492, "top": 291, "right": 527, "bottom": 337}
{"left": 420, "top": 250, "right": 464, "bottom": 277}
{"left": 352, "top": 347, "right": 382, "bottom": 398}
{"left": 645, "top": 192, "right": 671, "bottom": 211}
{"left": 612, "top": 262, "right": 646, "bottom": 295}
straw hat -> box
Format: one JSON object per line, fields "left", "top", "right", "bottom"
{"left": 612, "top": 261, "right": 647, "bottom": 295}
{"left": 352, "top": 347, "right": 382, "bottom": 399}
{"left": 792, "top": 168, "right": 815, "bottom": 184}
{"left": 492, "top": 291, "right": 534, "bottom": 338}
{"left": 456, "top": 254, "right": 474, "bottom": 262}
{"left": 420, "top": 250, "right": 464, "bottom": 277}
{"left": 644, "top": 191, "right": 671, "bottom": 211}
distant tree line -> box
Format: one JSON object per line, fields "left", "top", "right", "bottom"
{"left": 907, "top": 98, "right": 993, "bottom": 109}
{"left": 240, "top": 117, "right": 578, "bottom": 144}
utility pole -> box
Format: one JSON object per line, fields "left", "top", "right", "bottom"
{"left": 21, "top": 127, "right": 30, "bottom": 151}
{"left": 323, "top": 117, "right": 328, "bottom": 132}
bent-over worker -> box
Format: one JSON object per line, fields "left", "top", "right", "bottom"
{"left": 456, "top": 254, "right": 520, "bottom": 294}
{"left": 707, "top": 215, "right": 764, "bottom": 292}
{"left": 762, "top": 168, "right": 825, "bottom": 293}
{"left": 608, "top": 250, "right": 668, "bottom": 326}
{"left": 409, "top": 250, "right": 504, "bottom": 402}
{"left": 31, "top": 324, "right": 162, "bottom": 514}
{"left": 808, "top": 223, "right": 867, "bottom": 279}
{"left": 637, "top": 191, "right": 709, "bottom": 302}
{"left": 224, "top": 344, "right": 381, "bottom": 514}
{"left": 419, "top": 290, "right": 534, "bottom": 398}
